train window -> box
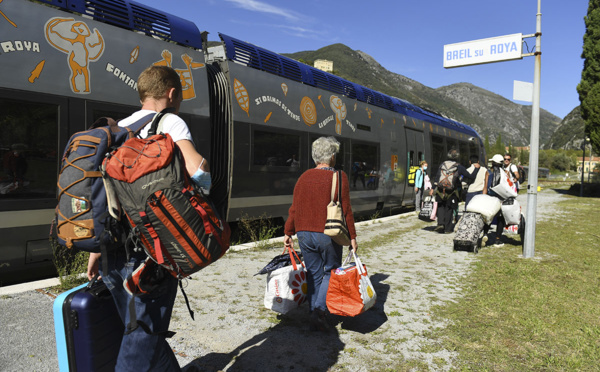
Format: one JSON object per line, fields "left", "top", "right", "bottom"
{"left": 447, "top": 139, "right": 458, "bottom": 155}
{"left": 431, "top": 134, "right": 445, "bottom": 173}
{"left": 351, "top": 142, "right": 379, "bottom": 190}
{"left": 469, "top": 141, "right": 478, "bottom": 162}
{"left": 252, "top": 130, "right": 301, "bottom": 172}
{"left": 418, "top": 151, "right": 424, "bottom": 162}
{"left": 90, "top": 108, "right": 133, "bottom": 125}
{"left": 459, "top": 141, "right": 469, "bottom": 166}
{"left": 0, "top": 98, "right": 58, "bottom": 200}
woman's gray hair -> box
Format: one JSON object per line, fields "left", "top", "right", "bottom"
{"left": 447, "top": 148, "right": 459, "bottom": 160}
{"left": 312, "top": 136, "right": 340, "bottom": 165}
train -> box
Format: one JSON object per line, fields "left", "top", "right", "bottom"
{"left": 0, "top": 0, "right": 485, "bottom": 285}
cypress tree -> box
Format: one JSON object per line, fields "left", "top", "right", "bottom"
{"left": 577, "top": 0, "right": 600, "bottom": 154}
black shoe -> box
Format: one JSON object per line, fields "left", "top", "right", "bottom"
{"left": 434, "top": 225, "right": 444, "bottom": 233}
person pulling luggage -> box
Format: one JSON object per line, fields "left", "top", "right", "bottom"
{"left": 87, "top": 65, "right": 211, "bottom": 371}
{"left": 430, "top": 149, "right": 479, "bottom": 234}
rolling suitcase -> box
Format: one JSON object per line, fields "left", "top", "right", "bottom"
{"left": 453, "top": 212, "right": 485, "bottom": 253}
{"left": 53, "top": 277, "right": 124, "bottom": 372}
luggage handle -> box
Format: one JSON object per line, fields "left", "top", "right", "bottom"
{"left": 87, "top": 273, "right": 100, "bottom": 289}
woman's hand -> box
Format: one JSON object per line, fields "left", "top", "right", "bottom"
{"left": 350, "top": 238, "right": 358, "bottom": 252}
{"left": 284, "top": 235, "right": 294, "bottom": 249}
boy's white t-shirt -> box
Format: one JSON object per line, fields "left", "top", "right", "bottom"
{"left": 118, "top": 110, "right": 193, "bottom": 143}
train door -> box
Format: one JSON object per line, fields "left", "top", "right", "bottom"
{"left": 404, "top": 128, "right": 425, "bottom": 206}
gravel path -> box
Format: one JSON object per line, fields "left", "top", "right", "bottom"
{"left": 0, "top": 189, "right": 567, "bottom": 372}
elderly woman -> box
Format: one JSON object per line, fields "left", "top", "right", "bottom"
{"left": 284, "top": 136, "right": 358, "bottom": 331}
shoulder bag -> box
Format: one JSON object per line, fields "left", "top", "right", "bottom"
{"left": 324, "top": 171, "right": 351, "bottom": 246}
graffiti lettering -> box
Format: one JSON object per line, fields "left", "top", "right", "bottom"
{"left": 1, "top": 40, "right": 40, "bottom": 54}
{"left": 106, "top": 63, "right": 137, "bottom": 90}
{"left": 318, "top": 115, "right": 334, "bottom": 129}
{"left": 345, "top": 119, "right": 356, "bottom": 132}
{"left": 255, "top": 94, "right": 300, "bottom": 121}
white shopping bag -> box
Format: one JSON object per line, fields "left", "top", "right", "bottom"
{"left": 264, "top": 248, "right": 308, "bottom": 314}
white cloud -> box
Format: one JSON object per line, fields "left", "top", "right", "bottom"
{"left": 224, "top": 0, "right": 300, "bottom": 21}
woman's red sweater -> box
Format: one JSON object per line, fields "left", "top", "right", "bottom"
{"left": 284, "top": 169, "right": 357, "bottom": 239}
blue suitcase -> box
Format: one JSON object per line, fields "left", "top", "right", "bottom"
{"left": 53, "top": 278, "right": 124, "bottom": 371}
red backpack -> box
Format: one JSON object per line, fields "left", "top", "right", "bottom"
{"left": 102, "top": 111, "right": 230, "bottom": 279}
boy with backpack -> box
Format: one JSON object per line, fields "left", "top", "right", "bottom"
{"left": 86, "top": 65, "right": 211, "bottom": 371}
{"left": 430, "top": 149, "right": 480, "bottom": 233}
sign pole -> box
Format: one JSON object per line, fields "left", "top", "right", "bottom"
{"left": 523, "top": 0, "right": 542, "bottom": 258}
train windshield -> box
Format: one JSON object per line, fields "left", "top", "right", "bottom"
{"left": 0, "top": 98, "right": 59, "bottom": 200}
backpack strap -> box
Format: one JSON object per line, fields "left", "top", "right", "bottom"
{"left": 123, "top": 112, "right": 158, "bottom": 137}
{"left": 147, "top": 107, "right": 175, "bottom": 137}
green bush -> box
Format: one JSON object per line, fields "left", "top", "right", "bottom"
{"left": 51, "top": 238, "right": 89, "bottom": 290}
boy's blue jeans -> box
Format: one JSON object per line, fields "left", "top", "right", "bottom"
{"left": 101, "top": 250, "right": 180, "bottom": 371}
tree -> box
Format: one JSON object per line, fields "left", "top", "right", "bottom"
{"left": 577, "top": 0, "right": 600, "bottom": 155}
{"left": 493, "top": 134, "right": 505, "bottom": 155}
{"left": 484, "top": 135, "right": 491, "bottom": 157}
{"left": 508, "top": 143, "right": 516, "bottom": 159}
{"left": 550, "top": 153, "right": 573, "bottom": 172}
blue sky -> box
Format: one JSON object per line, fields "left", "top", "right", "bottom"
{"left": 142, "top": 0, "right": 588, "bottom": 120}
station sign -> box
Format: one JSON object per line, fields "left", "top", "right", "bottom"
{"left": 443, "top": 33, "right": 523, "bottom": 68}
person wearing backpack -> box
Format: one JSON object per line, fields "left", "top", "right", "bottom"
{"left": 414, "top": 160, "right": 428, "bottom": 212}
{"left": 87, "top": 65, "right": 210, "bottom": 372}
{"left": 464, "top": 154, "right": 489, "bottom": 211}
{"left": 482, "top": 154, "right": 509, "bottom": 247}
{"left": 430, "top": 149, "right": 479, "bottom": 234}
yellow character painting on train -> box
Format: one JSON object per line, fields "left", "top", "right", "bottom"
{"left": 330, "top": 95, "right": 347, "bottom": 135}
{"left": 153, "top": 50, "right": 205, "bottom": 100}
{"left": 45, "top": 17, "right": 105, "bottom": 93}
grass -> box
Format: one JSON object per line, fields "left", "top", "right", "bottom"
{"left": 430, "top": 193, "right": 600, "bottom": 371}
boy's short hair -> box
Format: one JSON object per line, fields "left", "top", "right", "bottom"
{"left": 470, "top": 154, "right": 479, "bottom": 164}
{"left": 137, "top": 65, "right": 182, "bottom": 102}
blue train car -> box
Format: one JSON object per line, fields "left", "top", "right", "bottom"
{"left": 0, "top": 0, "right": 484, "bottom": 285}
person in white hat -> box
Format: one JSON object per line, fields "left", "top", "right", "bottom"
{"left": 483, "top": 154, "right": 508, "bottom": 247}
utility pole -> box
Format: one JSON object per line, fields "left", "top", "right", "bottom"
{"left": 580, "top": 138, "right": 586, "bottom": 197}
{"left": 523, "top": 0, "right": 542, "bottom": 258}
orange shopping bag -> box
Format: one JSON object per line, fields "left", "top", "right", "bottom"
{"left": 326, "top": 250, "right": 376, "bottom": 317}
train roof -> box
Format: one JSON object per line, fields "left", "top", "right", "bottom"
{"left": 37, "top": 0, "right": 478, "bottom": 139}
{"left": 38, "top": 0, "right": 203, "bottom": 49}
{"left": 219, "top": 33, "right": 479, "bottom": 138}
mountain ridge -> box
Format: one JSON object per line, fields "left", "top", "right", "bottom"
{"left": 283, "top": 43, "right": 567, "bottom": 147}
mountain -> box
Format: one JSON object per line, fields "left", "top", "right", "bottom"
{"left": 283, "top": 44, "right": 563, "bottom": 147}
{"left": 545, "top": 106, "right": 586, "bottom": 150}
